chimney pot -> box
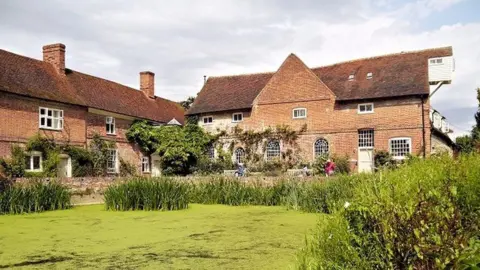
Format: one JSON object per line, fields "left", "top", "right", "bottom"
{"left": 42, "top": 43, "right": 66, "bottom": 74}
{"left": 140, "top": 71, "right": 155, "bottom": 98}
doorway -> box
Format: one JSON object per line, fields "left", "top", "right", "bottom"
{"left": 358, "top": 148, "right": 373, "bottom": 173}
{"left": 57, "top": 154, "right": 72, "bottom": 178}
{"left": 151, "top": 154, "right": 162, "bottom": 177}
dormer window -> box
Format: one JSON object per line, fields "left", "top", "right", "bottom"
{"left": 366, "top": 72, "right": 373, "bottom": 79}
{"left": 348, "top": 74, "right": 355, "bottom": 81}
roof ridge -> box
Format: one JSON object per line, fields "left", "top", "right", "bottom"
{"left": 208, "top": 71, "right": 275, "bottom": 79}
{"left": 311, "top": 46, "right": 453, "bottom": 70}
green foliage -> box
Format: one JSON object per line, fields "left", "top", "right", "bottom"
{"left": 189, "top": 177, "right": 299, "bottom": 206}
{"left": 332, "top": 155, "right": 350, "bottom": 174}
{"left": 0, "top": 180, "right": 71, "bottom": 214}
{"left": 312, "top": 155, "right": 328, "bottom": 175}
{"left": 65, "top": 146, "right": 94, "bottom": 177}
{"left": 179, "top": 96, "right": 195, "bottom": 110}
{"left": 297, "top": 154, "right": 480, "bottom": 269}
{"left": 374, "top": 150, "right": 395, "bottom": 170}
{"left": 119, "top": 159, "right": 138, "bottom": 177}
{"left": 0, "top": 145, "right": 27, "bottom": 178}
{"left": 126, "top": 121, "right": 214, "bottom": 175}
{"left": 89, "top": 133, "right": 115, "bottom": 176}
{"left": 104, "top": 178, "right": 189, "bottom": 211}
{"left": 456, "top": 135, "right": 475, "bottom": 154}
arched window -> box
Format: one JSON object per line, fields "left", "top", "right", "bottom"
{"left": 266, "top": 140, "right": 281, "bottom": 160}
{"left": 314, "top": 138, "right": 329, "bottom": 157}
{"left": 235, "top": 148, "right": 245, "bottom": 164}
{"left": 206, "top": 144, "right": 215, "bottom": 159}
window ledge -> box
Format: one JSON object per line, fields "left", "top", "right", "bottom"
{"left": 39, "top": 127, "right": 62, "bottom": 132}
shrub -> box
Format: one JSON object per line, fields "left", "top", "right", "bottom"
{"left": 311, "top": 155, "right": 328, "bottom": 175}
{"left": 0, "top": 180, "right": 71, "bottom": 214}
{"left": 119, "top": 158, "right": 137, "bottom": 177}
{"left": 332, "top": 155, "right": 350, "bottom": 174}
{"left": 297, "top": 154, "right": 480, "bottom": 269}
{"left": 0, "top": 145, "right": 26, "bottom": 178}
{"left": 104, "top": 178, "right": 189, "bottom": 211}
{"left": 373, "top": 150, "right": 395, "bottom": 170}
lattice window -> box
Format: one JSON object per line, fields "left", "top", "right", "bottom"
{"left": 389, "top": 138, "right": 411, "bottom": 159}
{"left": 266, "top": 140, "right": 281, "bottom": 160}
{"left": 106, "top": 116, "right": 116, "bottom": 135}
{"left": 314, "top": 138, "right": 329, "bottom": 157}
{"left": 235, "top": 148, "right": 245, "bottom": 164}
{"left": 142, "top": 156, "right": 150, "bottom": 173}
{"left": 358, "top": 129, "right": 374, "bottom": 148}
{"left": 206, "top": 144, "right": 215, "bottom": 159}
{"left": 39, "top": 107, "right": 63, "bottom": 130}
{"left": 107, "top": 149, "right": 117, "bottom": 174}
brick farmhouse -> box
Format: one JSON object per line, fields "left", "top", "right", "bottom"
{"left": 0, "top": 43, "right": 184, "bottom": 177}
{"left": 187, "top": 47, "right": 456, "bottom": 172}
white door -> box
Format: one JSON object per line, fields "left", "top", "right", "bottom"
{"left": 57, "top": 156, "right": 71, "bottom": 177}
{"left": 151, "top": 155, "right": 162, "bottom": 177}
{"left": 358, "top": 148, "right": 373, "bottom": 173}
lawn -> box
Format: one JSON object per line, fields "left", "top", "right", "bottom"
{"left": 0, "top": 204, "right": 319, "bottom": 269}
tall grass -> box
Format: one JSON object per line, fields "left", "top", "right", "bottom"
{"left": 104, "top": 177, "right": 189, "bottom": 211}
{"left": 297, "top": 154, "right": 480, "bottom": 269}
{"left": 0, "top": 180, "right": 71, "bottom": 214}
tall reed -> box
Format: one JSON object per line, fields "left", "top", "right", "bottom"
{"left": 0, "top": 180, "right": 71, "bottom": 214}
{"left": 104, "top": 177, "right": 189, "bottom": 211}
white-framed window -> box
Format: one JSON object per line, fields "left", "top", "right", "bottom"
{"left": 107, "top": 149, "right": 117, "bottom": 174}
{"left": 232, "top": 113, "right": 243, "bottom": 123}
{"left": 234, "top": 148, "right": 245, "bottom": 164}
{"left": 206, "top": 144, "right": 215, "bottom": 159}
{"left": 142, "top": 156, "right": 150, "bottom": 173}
{"left": 314, "top": 138, "right": 329, "bottom": 157}
{"left": 358, "top": 129, "right": 374, "bottom": 148}
{"left": 25, "top": 151, "right": 43, "bottom": 172}
{"left": 293, "top": 108, "right": 307, "bottom": 119}
{"left": 203, "top": 116, "right": 213, "bottom": 125}
{"left": 366, "top": 72, "right": 373, "bottom": 79}
{"left": 106, "top": 117, "right": 116, "bottom": 135}
{"left": 429, "top": 58, "right": 443, "bottom": 65}
{"left": 39, "top": 107, "right": 63, "bottom": 130}
{"left": 266, "top": 140, "right": 281, "bottom": 160}
{"left": 358, "top": 103, "right": 374, "bottom": 114}
{"left": 389, "top": 137, "right": 412, "bottom": 159}
{"left": 348, "top": 74, "right": 355, "bottom": 81}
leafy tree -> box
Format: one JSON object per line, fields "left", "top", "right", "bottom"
{"left": 456, "top": 135, "right": 475, "bottom": 154}
{"left": 126, "top": 120, "right": 213, "bottom": 175}
{"left": 180, "top": 96, "right": 195, "bottom": 110}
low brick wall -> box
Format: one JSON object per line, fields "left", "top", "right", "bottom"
{"left": 14, "top": 174, "right": 323, "bottom": 194}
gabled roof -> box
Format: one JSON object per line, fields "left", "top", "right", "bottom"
{"left": 187, "top": 46, "right": 452, "bottom": 115}
{"left": 0, "top": 49, "right": 184, "bottom": 124}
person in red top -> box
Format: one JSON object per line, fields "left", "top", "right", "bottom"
{"left": 324, "top": 159, "right": 336, "bottom": 177}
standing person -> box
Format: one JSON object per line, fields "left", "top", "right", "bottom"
{"left": 236, "top": 163, "right": 245, "bottom": 177}
{"left": 324, "top": 159, "right": 336, "bottom": 177}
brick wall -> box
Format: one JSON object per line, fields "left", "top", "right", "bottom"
{"left": 0, "top": 92, "right": 149, "bottom": 175}
{"left": 203, "top": 54, "right": 432, "bottom": 169}
{"left": 0, "top": 92, "right": 87, "bottom": 157}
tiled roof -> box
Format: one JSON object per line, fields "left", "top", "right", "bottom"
{"left": 0, "top": 49, "right": 184, "bottom": 124}
{"left": 187, "top": 47, "right": 452, "bottom": 115}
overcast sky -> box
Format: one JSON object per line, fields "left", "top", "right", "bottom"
{"left": 1, "top": 0, "right": 479, "bottom": 137}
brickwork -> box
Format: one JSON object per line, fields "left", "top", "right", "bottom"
{"left": 205, "top": 55, "right": 433, "bottom": 170}
{"left": 140, "top": 71, "right": 155, "bottom": 98}
{"left": 42, "top": 43, "right": 66, "bottom": 74}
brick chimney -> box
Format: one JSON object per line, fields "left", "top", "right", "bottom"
{"left": 42, "top": 43, "right": 66, "bottom": 74}
{"left": 140, "top": 71, "right": 155, "bottom": 98}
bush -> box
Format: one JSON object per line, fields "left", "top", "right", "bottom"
{"left": 0, "top": 145, "right": 26, "bottom": 178}
{"left": 332, "top": 155, "right": 350, "bottom": 174}
{"left": 311, "top": 155, "right": 328, "bottom": 175}
{"left": 119, "top": 158, "right": 137, "bottom": 177}
{"left": 297, "top": 154, "right": 480, "bottom": 269}
{"left": 0, "top": 180, "right": 71, "bottom": 214}
{"left": 104, "top": 178, "right": 189, "bottom": 211}
{"left": 374, "top": 150, "right": 395, "bottom": 170}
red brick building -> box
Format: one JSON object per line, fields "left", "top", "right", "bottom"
{"left": 187, "top": 47, "right": 455, "bottom": 172}
{"left": 0, "top": 43, "right": 184, "bottom": 177}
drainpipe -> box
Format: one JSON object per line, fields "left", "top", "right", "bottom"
{"left": 421, "top": 97, "right": 426, "bottom": 158}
